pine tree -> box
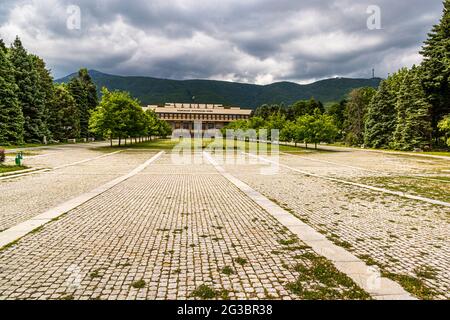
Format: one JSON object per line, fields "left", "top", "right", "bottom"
{"left": 393, "top": 67, "right": 433, "bottom": 150}
{"left": 32, "top": 55, "right": 53, "bottom": 141}
{"left": 50, "top": 84, "right": 80, "bottom": 141}
{"left": 0, "top": 39, "right": 6, "bottom": 52}
{"left": 364, "top": 81, "right": 394, "bottom": 148}
{"left": 364, "top": 69, "right": 408, "bottom": 149}
{"left": 0, "top": 40, "right": 24, "bottom": 145}
{"left": 9, "top": 37, "right": 46, "bottom": 143}
{"left": 79, "top": 68, "right": 98, "bottom": 112}
{"left": 67, "top": 77, "right": 86, "bottom": 139}
{"left": 343, "top": 87, "right": 376, "bottom": 146}
{"left": 68, "top": 69, "right": 98, "bottom": 139}
{"left": 420, "top": 0, "right": 450, "bottom": 143}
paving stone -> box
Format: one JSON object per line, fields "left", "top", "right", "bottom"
{"left": 0, "top": 153, "right": 367, "bottom": 300}
{"left": 222, "top": 152, "right": 449, "bottom": 299}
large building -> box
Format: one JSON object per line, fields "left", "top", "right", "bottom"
{"left": 145, "top": 103, "right": 253, "bottom": 132}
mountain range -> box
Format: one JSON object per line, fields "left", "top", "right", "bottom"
{"left": 56, "top": 70, "right": 382, "bottom": 109}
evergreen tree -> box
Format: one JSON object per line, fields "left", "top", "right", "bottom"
{"left": 49, "top": 84, "right": 80, "bottom": 141}
{"left": 0, "top": 40, "right": 24, "bottom": 145}
{"left": 364, "top": 69, "right": 408, "bottom": 149}
{"left": 420, "top": 0, "right": 450, "bottom": 143}
{"left": 365, "top": 81, "right": 394, "bottom": 148}
{"left": 32, "top": 55, "right": 53, "bottom": 141}
{"left": 9, "top": 37, "right": 46, "bottom": 143}
{"left": 0, "top": 39, "right": 6, "bottom": 52}
{"left": 343, "top": 87, "right": 376, "bottom": 146}
{"left": 393, "top": 67, "right": 433, "bottom": 150}
{"left": 68, "top": 69, "right": 98, "bottom": 139}
{"left": 67, "top": 76, "right": 86, "bottom": 139}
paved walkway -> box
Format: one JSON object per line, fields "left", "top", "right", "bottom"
{"left": 222, "top": 153, "right": 449, "bottom": 299}
{"left": 0, "top": 151, "right": 152, "bottom": 231}
{"left": 0, "top": 153, "right": 371, "bottom": 300}
{"left": 0, "top": 145, "right": 447, "bottom": 300}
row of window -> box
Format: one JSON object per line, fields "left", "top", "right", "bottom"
{"left": 174, "top": 123, "right": 218, "bottom": 130}
{"left": 158, "top": 113, "right": 248, "bottom": 121}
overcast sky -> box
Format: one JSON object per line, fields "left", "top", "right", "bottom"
{"left": 0, "top": 0, "right": 445, "bottom": 84}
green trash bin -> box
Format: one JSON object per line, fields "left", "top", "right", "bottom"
{"left": 15, "top": 152, "right": 23, "bottom": 166}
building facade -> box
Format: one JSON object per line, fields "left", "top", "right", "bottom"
{"left": 145, "top": 103, "right": 253, "bottom": 132}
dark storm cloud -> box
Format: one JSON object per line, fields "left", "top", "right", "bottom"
{"left": 0, "top": 0, "right": 445, "bottom": 83}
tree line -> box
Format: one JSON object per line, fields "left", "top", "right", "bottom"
{"left": 89, "top": 88, "right": 172, "bottom": 146}
{"left": 224, "top": 99, "right": 338, "bottom": 149}
{"left": 243, "top": 1, "right": 450, "bottom": 151}
{"left": 330, "top": 1, "right": 450, "bottom": 151}
{"left": 0, "top": 36, "right": 172, "bottom": 147}
{"left": 0, "top": 36, "right": 99, "bottom": 145}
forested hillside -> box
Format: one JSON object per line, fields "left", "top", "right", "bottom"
{"left": 57, "top": 70, "right": 381, "bottom": 109}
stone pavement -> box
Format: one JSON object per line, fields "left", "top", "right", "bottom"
{"left": 0, "top": 144, "right": 448, "bottom": 300}
{"left": 0, "top": 151, "right": 152, "bottom": 231}
{"left": 221, "top": 153, "right": 449, "bottom": 299}
{"left": 280, "top": 150, "right": 450, "bottom": 179}
{"left": 0, "top": 152, "right": 370, "bottom": 300}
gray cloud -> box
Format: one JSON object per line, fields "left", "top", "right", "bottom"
{"left": 0, "top": 0, "right": 444, "bottom": 83}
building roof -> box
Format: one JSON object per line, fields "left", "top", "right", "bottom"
{"left": 144, "top": 103, "right": 253, "bottom": 115}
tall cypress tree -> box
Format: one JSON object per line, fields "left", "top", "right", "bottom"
{"left": 9, "top": 37, "right": 46, "bottom": 143}
{"left": 68, "top": 68, "right": 98, "bottom": 139}
{"left": 0, "top": 39, "right": 24, "bottom": 145}
{"left": 420, "top": 0, "right": 450, "bottom": 143}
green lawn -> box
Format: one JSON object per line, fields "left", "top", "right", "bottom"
{"left": 0, "top": 165, "right": 28, "bottom": 174}
{"left": 0, "top": 143, "right": 50, "bottom": 150}
{"left": 358, "top": 176, "right": 450, "bottom": 203}
{"left": 326, "top": 143, "right": 450, "bottom": 158}
{"left": 0, "top": 140, "right": 99, "bottom": 150}
{"left": 93, "top": 138, "right": 319, "bottom": 154}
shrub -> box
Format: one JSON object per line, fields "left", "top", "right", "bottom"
{"left": 0, "top": 149, "right": 5, "bottom": 163}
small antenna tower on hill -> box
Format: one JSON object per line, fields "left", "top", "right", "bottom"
{"left": 372, "top": 68, "right": 375, "bottom": 79}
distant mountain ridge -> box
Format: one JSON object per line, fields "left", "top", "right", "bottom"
{"left": 56, "top": 70, "right": 382, "bottom": 109}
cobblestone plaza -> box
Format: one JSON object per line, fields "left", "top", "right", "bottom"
{"left": 0, "top": 141, "right": 448, "bottom": 300}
